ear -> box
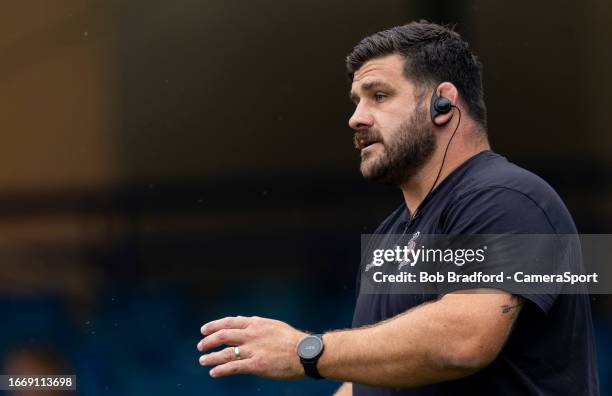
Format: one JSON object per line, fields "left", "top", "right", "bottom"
{"left": 432, "top": 82, "right": 459, "bottom": 126}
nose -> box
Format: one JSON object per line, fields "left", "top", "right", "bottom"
{"left": 348, "top": 103, "right": 374, "bottom": 130}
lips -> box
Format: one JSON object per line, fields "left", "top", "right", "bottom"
{"left": 354, "top": 136, "right": 381, "bottom": 150}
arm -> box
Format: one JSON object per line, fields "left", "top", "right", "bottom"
{"left": 197, "top": 290, "right": 523, "bottom": 387}
{"left": 318, "top": 291, "right": 523, "bottom": 387}
{"left": 334, "top": 382, "right": 352, "bottom": 396}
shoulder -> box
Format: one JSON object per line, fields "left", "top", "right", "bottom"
{"left": 454, "top": 152, "right": 560, "bottom": 200}
{"left": 442, "top": 152, "right": 577, "bottom": 234}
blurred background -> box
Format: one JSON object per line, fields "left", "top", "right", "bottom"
{"left": 0, "top": 0, "right": 610, "bottom": 395}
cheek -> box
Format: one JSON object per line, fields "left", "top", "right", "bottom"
{"left": 378, "top": 119, "right": 403, "bottom": 144}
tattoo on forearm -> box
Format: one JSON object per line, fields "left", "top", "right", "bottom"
{"left": 500, "top": 302, "right": 523, "bottom": 314}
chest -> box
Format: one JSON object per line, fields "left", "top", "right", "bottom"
{"left": 352, "top": 214, "right": 445, "bottom": 327}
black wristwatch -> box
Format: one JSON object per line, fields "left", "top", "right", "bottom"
{"left": 297, "top": 334, "right": 325, "bottom": 379}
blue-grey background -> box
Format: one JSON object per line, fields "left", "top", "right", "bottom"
{"left": 0, "top": 1, "right": 610, "bottom": 395}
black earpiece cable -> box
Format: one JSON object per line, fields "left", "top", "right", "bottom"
{"left": 414, "top": 105, "right": 462, "bottom": 218}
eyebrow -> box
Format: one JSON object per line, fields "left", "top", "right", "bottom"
{"left": 349, "top": 80, "right": 395, "bottom": 102}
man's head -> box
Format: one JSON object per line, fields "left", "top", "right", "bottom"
{"left": 347, "top": 21, "right": 487, "bottom": 185}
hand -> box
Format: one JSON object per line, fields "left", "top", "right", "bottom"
{"left": 197, "top": 315, "right": 309, "bottom": 379}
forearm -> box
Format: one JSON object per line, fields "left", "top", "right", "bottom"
{"left": 333, "top": 382, "right": 352, "bottom": 396}
{"left": 317, "top": 293, "right": 519, "bottom": 387}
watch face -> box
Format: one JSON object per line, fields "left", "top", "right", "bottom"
{"left": 298, "top": 336, "right": 323, "bottom": 359}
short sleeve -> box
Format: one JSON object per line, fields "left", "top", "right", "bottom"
{"left": 438, "top": 187, "right": 559, "bottom": 313}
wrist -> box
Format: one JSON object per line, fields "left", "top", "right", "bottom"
{"left": 316, "top": 329, "right": 358, "bottom": 380}
{"left": 316, "top": 332, "right": 335, "bottom": 378}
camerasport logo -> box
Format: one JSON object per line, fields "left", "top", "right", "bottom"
{"left": 365, "top": 232, "right": 488, "bottom": 271}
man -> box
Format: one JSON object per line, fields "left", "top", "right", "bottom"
{"left": 197, "top": 21, "right": 599, "bottom": 395}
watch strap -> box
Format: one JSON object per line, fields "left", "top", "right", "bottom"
{"left": 303, "top": 359, "right": 324, "bottom": 380}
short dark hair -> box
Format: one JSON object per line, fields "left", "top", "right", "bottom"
{"left": 346, "top": 20, "right": 487, "bottom": 129}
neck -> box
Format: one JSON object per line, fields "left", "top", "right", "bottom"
{"left": 399, "top": 127, "right": 490, "bottom": 218}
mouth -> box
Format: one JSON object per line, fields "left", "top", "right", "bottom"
{"left": 355, "top": 137, "right": 381, "bottom": 151}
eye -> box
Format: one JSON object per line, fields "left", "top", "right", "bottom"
{"left": 374, "top": 93, "right": 387, "bottom": 103}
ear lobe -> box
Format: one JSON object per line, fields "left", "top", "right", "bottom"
{"left": 430, "top": 90, "right": 453, "bottom": 126}
{"left": 432, "top": 110, "right": 454, "bottom": 127}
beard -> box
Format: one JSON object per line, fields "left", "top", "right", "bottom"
{"left": 354, "top": 106, "right": 437, "bottom": 186}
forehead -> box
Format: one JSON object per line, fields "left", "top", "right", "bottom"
{"left": 350, "top": 54, "right": 415, "bottom": 95}
{"left": 353, "top": 54, "right": 404, "bottom": 82}
{"left": 353, "top": 53, "right": 406, "bottom": 82}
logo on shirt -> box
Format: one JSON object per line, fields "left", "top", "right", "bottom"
{"left": 398, "top": 231, "right": 420, "bottom": 270}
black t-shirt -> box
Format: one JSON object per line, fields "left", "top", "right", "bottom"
{"left": 351, "top": 150, "right": 599, "bottom": 396}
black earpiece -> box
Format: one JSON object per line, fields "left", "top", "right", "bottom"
{"left": 430, "top": 90, "right": 452, "bottom": 126}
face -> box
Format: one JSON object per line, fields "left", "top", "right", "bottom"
{"left": 349, "top": 54, "right": 436, "bottom": 185}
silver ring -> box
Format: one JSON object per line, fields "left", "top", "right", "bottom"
{"left": 233, "top": 346, "right": 241, "bottom": 360}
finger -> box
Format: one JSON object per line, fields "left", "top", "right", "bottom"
{"left": 198, "top": 329, "right": 246, "bottom": 352}
{"left": 201, "top": 316, "right": 250, "bottom": 336}
{"left": 209, "top": 359, "right": 252, "bottom": 378}
{"left": 199, "top": 346, "right": 250, "bottom": 366}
